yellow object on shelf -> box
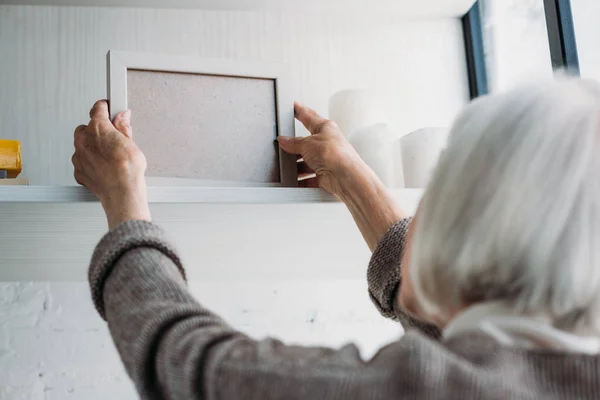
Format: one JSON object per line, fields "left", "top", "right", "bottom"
{"left": 0, "top": 139, "right": 22, "bottom": 178}
{"left": 0, "top": 178, "right": 29, "bottom": 185}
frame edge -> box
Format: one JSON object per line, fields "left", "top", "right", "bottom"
{"left": 107, "top": 50, "right": 297, "bottom": 186}
{"left": 106, "top": 50, "right": 128, "bottom": 121}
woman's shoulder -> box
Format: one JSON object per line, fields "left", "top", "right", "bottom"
{"left": 383, "top": 330, "right": 600, "bottom": 398}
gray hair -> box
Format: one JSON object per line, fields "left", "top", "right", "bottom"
{"left": 411, "top": 77, "right": 600, "bottom": 333}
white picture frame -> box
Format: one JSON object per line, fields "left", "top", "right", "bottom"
{"left": 106, "top": 50, "right": 297, "bottom": 187}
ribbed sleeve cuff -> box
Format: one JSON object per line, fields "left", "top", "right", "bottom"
{"left": 367, "top": 217, "right": 412, "bottom": 320}
{"left": 89, "top": 220, "right": 186, "bottom": 320}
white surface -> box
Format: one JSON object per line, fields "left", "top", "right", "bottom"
{"left": 400, "top": 127, "right": 448, "bottom": 188}
{"left": 0, "top": 189, "right": 422, "bottom": 281}
{"left": 328, "top": 89, "right": 387, "bottom": 137}
{"left": 347, "top": 124, "right": 396, "bottom": 187}
{"left": 0, "top": 186, "right": 341, "bottom": 203}
{"left": 0, "top": 5, "right": 469, "bottom": 185}
{"left": 0, "top": 281, "right": 403, "bottom": 399}
{"left": 392, "top": 139, "right": 406, "bottom": 188}
{"left": 481, "top": 0, "right": 553, "bottom": 92}
{"left": 0, "top": 0, "right": 477, "bottom": 17}
{"left": 572, "top": 0, "right": 600, "bottom": 82}
{"left": 144, "top": 177, "right": 282, "bottom": 187}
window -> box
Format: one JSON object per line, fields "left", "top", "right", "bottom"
{"left": 479, "top": 0, "right": 553, "bottom": 92}
{"left": 571, "top": 0, "right": 600, "bottom": 81}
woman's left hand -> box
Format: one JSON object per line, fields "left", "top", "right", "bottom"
{"left": 72, "top": 100, "right": 151, "bottom": 229}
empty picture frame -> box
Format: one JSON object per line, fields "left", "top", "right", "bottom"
{"left": 106, "top": 50, "right": 297, "bottom": 187}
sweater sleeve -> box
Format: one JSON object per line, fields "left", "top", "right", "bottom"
{"left": 367, "top": 217, "right": 442, "bottom": 339}
{"left": 89, "top": 220, "right": 436, "bottom": 400}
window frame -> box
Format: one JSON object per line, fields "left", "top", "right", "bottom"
{"left": 462, "top": 1, "right": 489, "bottom": 99}
{"left": 462, "top": 0, "right": 580, "bottom": 98}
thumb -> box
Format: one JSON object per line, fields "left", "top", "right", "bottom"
{"left": 277, "top": 136, "right": 305, "bottom": 155}
{"left": 114, "top": 110, "right": 133, "bottom": 138}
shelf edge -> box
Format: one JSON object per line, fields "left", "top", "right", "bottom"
{"left": 0, "top": 186, "right": 424, "bottom": 204}
{"left": 0, "top": 186, "right": 338, "bottom": 204}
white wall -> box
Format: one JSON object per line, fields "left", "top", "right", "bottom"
{"left": 0, "top": 5, "right": 469, "bottom": 185}
{"left": 0, "top": 281, "right": 403, "bottom": 399}
{"left": 0, "top": 4, "right": 468, "bottom": 399}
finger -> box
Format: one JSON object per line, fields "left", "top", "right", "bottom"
{"left": 74, "top": 124, "right": 87, "bottom": 135}
{"left": 74, "top": 169, "right": 86, "bottom": 187}
{"left": 113, "top": 110, "right": 133, "bottom": 138}
{"left": 294, "top": 102, "right": 329, "bottom": 135}
{"left": 277, "top": 136, "right": 306, "bottom": 155}
{"left": 73, "top": 125, "right": 87, "bottom": 148}
{"left": 297, "top": 160, "right": 314, "bottom": 176}
{"left": 72, "top": 155, "right": 85, "bottom": 186}
{"left": 74, "top": 125, "right": 87, "bottom": 146}
{"left": 89, "top": 100, "right": 110, "bottom": 121}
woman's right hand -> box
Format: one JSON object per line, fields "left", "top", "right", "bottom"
{"left": 72, "top": 100, "right": 151, "bottom": 230}
{"left": 278, "top": 102, "right": 362, "bottom": 197}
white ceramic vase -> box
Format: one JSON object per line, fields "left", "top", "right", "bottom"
{"left": 328, "top": 89, "right": 386, "bottom": 137}
{"left": 400, "top": 128, "right": 448, "bottom": 188}
{"left": 347, "top": 124, "right": 395, "bottom": 187}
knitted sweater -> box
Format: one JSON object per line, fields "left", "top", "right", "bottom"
{"left": 89, "top": 218, "right": 600, "bottom": 399}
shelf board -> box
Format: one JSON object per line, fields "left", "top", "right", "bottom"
{"left": 0, "top": 185, "right": 346, "bottom": 203}
{"left": 0, "top": 185, "right": 341, "bottom": 203}
{"left": 0, "top": 185, "right": 424, "bottom": 204}
{"left": 0, "top": 189, "right": 423, "bottom": 281}
{"left": 3, "top": 0, "right": 477, "bottom": 18}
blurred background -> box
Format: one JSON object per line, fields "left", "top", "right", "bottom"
{"left": 0, "top": 0, "right": 598, "bottom": 398}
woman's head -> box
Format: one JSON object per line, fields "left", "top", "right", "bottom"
{"left": 408, "top": 78, "right": 600, "bottom": 333}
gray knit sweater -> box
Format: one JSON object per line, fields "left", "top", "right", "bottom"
{"left": 90, "top": 218, "right": 600, "bottom": 399}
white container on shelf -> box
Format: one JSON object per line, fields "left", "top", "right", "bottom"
{"left": 328, "top": 89, "right": 387, "bottom": 137}
{"left": 400, "top": 127, "right": 448, "bottom": 188}
{"left": 348, "top": 124, "right": 395, "bottom": 187}
{"left": 392, "top": 138, "right": 405, "bottom": 188}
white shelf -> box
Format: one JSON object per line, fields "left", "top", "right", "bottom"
{"left": 0, "top": 188, "right": 423, "bottom": 281}
{"left": 0, "top": 186, "right": 341, "bottom": 203}
{"left": 3, "top": 0, "right": 477, "bottom": 18}
{"left": 0, "top": 186, "right": 424, "bottom": 204}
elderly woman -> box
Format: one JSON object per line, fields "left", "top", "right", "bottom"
{"left": 72, "top": 78, "right": 600, "bottom": 399}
